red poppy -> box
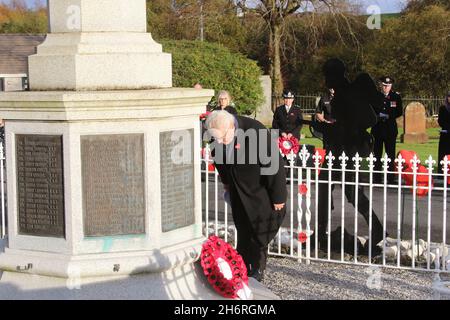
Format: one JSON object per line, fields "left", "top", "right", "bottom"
{"left": 298, "top": 232, "right": 308, "bottom": 244}
{"left": 298, "top": 184, "right": 308, "bottom": 195}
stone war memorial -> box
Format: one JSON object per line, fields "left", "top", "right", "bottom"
{"left": 0, "top": 0, "right": 274, "bottom": 300}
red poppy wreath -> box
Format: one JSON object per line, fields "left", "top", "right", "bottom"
{"left": 278, "top": 135, "right": 300, "bottom": 156}
{"left": 200, "top": 236, "right": 252, "bottom": 299}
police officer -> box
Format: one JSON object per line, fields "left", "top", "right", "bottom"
{"left": 371, "top": 76, "right": 403, "bottom": 183}
{"left": 272, "top": 90, "right": 304, "bottom": 140}
{"left": 315, "top": 88, "right": 336, "bottom": 150}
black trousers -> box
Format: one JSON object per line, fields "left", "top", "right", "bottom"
{"left": 317, "top": 167, "right": 384, "bottom": 250}
{"left": 438, "top": 132, "right": 450, "bottom": 174}
{"left": 232, "top": 208, "right": 270, "bottom": 273}
{"left": 373, "top": 133, "right": 397, "bottom": 174}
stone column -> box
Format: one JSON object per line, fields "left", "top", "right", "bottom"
{"left": 29, "top": 0, "right": 172, "bottom": 90}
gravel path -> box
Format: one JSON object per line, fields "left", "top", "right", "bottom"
{"left": 263, "top": 257, "right": 436, "bottom": 300}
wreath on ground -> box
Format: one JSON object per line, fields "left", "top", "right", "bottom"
{"left": 200, "top": 235, "right": 251, "bottom": 299}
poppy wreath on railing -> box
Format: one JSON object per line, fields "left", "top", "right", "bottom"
{"left": 278, "top": 135, "right": 300, "bottom": 156}
{"left": 200, "top": 235, "right": 250, "bottom": 299}
{"left": 397, "top": 150, "right": 433, "bottom": 197}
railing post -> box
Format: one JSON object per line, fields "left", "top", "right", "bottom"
{"left": 367, "top": 153, "right": 376, "bottom": 264}
{"left": 381, "top": 153, "right": 391, "bottom": 266}
{"left": 0, "top": 141, "right": 5, "bottom": 239}
{"left": 425, "top": 156, "right": 436, "bottom": 270}
{"left": 326, "top": 151, "right": 335, "bottom": 260}
{"left": 440, "top": 156, "right": 449, "bottom": 271}
{"left": 352, "top": 153, "right": 362, "bottom": 263}
{"left": 411, "top": 154, "right": 420, "bottom": 268}
{"left": 313, "top": 150, "right": 322, "bottom": 260}
{"left": 395, "top": 154, "right": 405, "bottom": 268}
{"left": 204, "top": 143, "right": 210, "bottom": 238}
{"left": 339, "top": 152, "right": 348, "bottom": 262}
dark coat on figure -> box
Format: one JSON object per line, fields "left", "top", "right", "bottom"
{"left": 438, "top": 105, "right": 450, "bottom": 173}
{"left": 272, "top": 104, "right": 304, "bottom": 140}
{"left": 371, "top": 90, "right": 403, "bottom": 138}
{"left": 212, "top": 116, "right": 287, "bottom": 247}
{"left": 326, "top": 73, "right": 380, "bottom": 157}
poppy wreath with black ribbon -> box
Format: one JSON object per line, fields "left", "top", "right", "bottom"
{"left": 200, "top": 236, "right": 249, "bottom": 299}
{"left": 278, "top": 135, "right": 300, "bottom": 156}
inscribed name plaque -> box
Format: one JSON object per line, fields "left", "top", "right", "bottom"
{"left": 160, "top": 130, "right": 195, "bottom": 232}
{"left": 81, "top": 134, "right": 145, "bottom": 237}
{"left": 16, "top": 135, "right": 65, "bottom": 237}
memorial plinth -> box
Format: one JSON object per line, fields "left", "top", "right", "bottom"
{"left": 0, "top": 89, "right": 212, "bottom": 279}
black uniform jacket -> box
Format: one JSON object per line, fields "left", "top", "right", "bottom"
{"left": 372, "top": 90, "right": 403, "bottom": 138}
{"left": 211, "top": 116, "right": 287, "bottom": 246}
{"left": 272, "top": 105, "right": 303, "bottom": 140}
{"left": 439, "top": 105, "right": 450, "bottom": 131}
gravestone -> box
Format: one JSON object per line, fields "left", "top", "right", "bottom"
{"left": 402, "top": 102, "right": 428, "bottom": 144}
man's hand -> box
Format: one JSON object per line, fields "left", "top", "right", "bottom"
{"left": 281, "top": 132, "right": 287, "bottom": 138}
{"left": 274, "top": 203, "right": 285, "bottom": 211}
{"left": 316, "top": 113, "right": 332, "bottom": 124}
{"left": 287, "top": 133, "right": 293, "bottom": 139}
{"left": 316, "top": 113, "right": 325, "bottom": 122}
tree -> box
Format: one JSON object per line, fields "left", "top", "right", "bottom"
{"left": 235, "top": 0, "right": 357, "bottom": 97}
{"left": 363, "top": 5, "right": 450, "bottom": 96}
{"left": 405, "top": 0, "right": 450, "bottom": 12}
{"left": 147, "top": 0, "right": 247, "bottom": 51}
{"left": 0, "top": 0, "right": 47, "bottom": 34}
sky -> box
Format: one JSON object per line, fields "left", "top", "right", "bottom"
{"left": 6, "top": 0, "right": 408, "bottom": 14}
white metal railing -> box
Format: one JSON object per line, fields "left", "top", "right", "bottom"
{"left": 0, "top": 141, "right": 6, "bottom": 239}
{"left": 202, "top": 144, "right": 450, "bottom": 273}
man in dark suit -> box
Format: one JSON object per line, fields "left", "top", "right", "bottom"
{"left": 205, "top": 111, "right": 287, "bottom": 281}
{"left": 272, "top": 90, "right": 304, "bottom": 140}
{"left": 371, "top": 76, "right": 403, "bottom": 183}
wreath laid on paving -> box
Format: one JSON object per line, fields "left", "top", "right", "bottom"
{"left": 200, "top": 235, "right": 251, "bottom": 299}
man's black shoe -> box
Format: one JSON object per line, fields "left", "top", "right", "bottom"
{"left": 248, "top": 269, "right": 265, "bottom": 282}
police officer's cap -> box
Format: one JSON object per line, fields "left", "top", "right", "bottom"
{"left": 282, "top": 90, "right": 295, "bottom": 99}
{"left": 379, "top": 76, "right": 394, "bottom": 85}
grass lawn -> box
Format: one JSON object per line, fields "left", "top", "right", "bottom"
{"left": 300, "top": 127, "right": 441, "bottom": 167}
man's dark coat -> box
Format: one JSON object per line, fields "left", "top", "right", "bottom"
{"left": 212, "top": 116, "right": 287, "bottom": 246}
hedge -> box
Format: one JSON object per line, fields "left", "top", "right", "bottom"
{"left": 161, "top": 40, "right": 263, "bottom": 115}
